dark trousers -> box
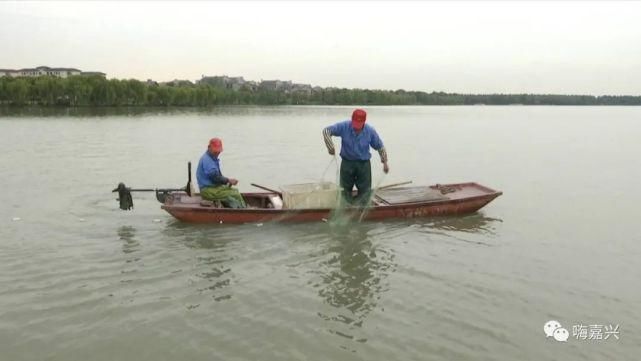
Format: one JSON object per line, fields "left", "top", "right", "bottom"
{"left": 340, "top": 159, "right": 372, "bottom": 206}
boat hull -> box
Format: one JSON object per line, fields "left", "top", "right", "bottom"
{"left": 160, "top": 182, "right": 502, "bottom": 224}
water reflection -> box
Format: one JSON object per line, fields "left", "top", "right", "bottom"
{"left": 0, "top": 106, "right": 199, "bottom": 118}
{"left": 0, "top": 105, "right": 306, "bottom": 118}
{"left": 425, "top": 213, "right": 503, "bottom": 234}
{"left": 412, "top": 213, "right": 503, "bottom": 246}
{"left": 116, "top": 225, "right": 141, "bottom": 289}
{"left": 166, "top": 225, "right": 239, "bottom": 302}
{"left": 117, "top": 225, "right": 140, "bottom": 255}
{"left": 314, "top": 223, "right": 396, "bottom": 345}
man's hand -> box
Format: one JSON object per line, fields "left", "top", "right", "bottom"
{"left": 228, "top": 178, "right": 239, "bottom": 186}
{"left": 383, "top": 162, "right": 389, "bottom": 174}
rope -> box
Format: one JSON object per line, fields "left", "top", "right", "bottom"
{"left": 319, "top": 155, "right": 338, "bottom": 184}
{"left": 357, "top": 169, "right": 386, "bottom": 222}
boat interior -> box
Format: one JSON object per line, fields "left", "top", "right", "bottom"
{"left": 176, "top": 183, "right": 497, "bottom": 210}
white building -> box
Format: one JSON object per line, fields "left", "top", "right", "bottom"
{"left": 0, "top": 66, "right": 105, "bottom": 78}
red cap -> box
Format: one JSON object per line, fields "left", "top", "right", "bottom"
{"left": 209, "top": 137, "right": 223, "bottom": 152}
{"left": 351, "top": 109, "right": 367, "bottom": 130}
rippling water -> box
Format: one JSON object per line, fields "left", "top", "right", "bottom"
{"left": 1, "top": 106, "right": 639, "bottom": 360}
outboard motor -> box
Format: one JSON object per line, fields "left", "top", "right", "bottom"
{"left": 113, "top": 162, "right": 192, "bottom": 211}
{"left": 113, "top": 182, "right": 134, "bottom": 210}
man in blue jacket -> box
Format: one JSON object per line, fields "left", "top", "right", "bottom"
{"left": 323, "top": 109, "right": 389, "bottom": 206}
{"left": 196, "top": 137, "right": 246, "bottom": 208}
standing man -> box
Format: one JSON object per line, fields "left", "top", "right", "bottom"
{"left": 323, "top": 109, "right": 389, "bottom": 206}
{"left": 196, "top": 137, "right": 246, "bottom": 208}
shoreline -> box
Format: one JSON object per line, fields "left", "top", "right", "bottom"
{"left": 2, "top": 76, "right": 640, "bottom": 108}
{"left": 2, "top": 104, "right": 640, "bottom": 118}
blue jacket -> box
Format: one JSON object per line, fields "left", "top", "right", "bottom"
{"left": 325, "top": 120, "right": 384, "bottom": 161}
{"left": 196, "top": 151, "right": 229, "bottom": 189}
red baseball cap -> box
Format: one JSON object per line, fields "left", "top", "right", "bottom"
{"left": 351, "top": 109, "right": 367, "bottom": 130}
{"left": 209, "top": 137, "right": 223, "bottom": 152}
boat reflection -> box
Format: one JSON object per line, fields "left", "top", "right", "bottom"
{"left": 411, "top": 213, "right": 503, "bottom": 246}
{"left": 422, "top": 213, "right": 503, "bottom": 234}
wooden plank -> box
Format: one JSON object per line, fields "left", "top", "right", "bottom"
{"left": 375, "top": 186, "right": 448, "bottom": 204}
{"left": 374, "top": 195, "right": 391, "bottom": 205}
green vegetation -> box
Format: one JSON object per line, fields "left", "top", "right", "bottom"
{"left": 1, "top": 75, "right": 640, "bottom": 106}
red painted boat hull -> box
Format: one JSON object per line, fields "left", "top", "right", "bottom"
{"left": 161, "top": 182, "right": 502, "bottom": 224}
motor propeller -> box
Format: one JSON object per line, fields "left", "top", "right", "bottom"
{"left": 113, "top": 162, "right": 192, "bottom": 210}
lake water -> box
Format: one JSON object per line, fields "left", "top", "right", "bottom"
{"left": 0, "top": 106, "right": 639, "bottom": 360}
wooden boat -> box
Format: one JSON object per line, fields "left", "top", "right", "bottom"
{"left": 159, "top": 182, "right": 502, "bottom": 224}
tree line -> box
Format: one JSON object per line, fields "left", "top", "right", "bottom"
{"left": 1, "top": 75, "right": 640, "bottom": 106}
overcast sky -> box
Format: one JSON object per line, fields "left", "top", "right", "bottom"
{"left": 1, "top": 1, "right": 640, "bottom": 95}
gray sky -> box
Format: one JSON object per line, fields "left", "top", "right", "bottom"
{"left": 1, "top": 0, "right": 640, "bottom": 95}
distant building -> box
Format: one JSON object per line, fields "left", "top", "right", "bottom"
{"left": 196, "top": 74, "right": 320, "bottom": 94}
{"left": 0, "top": 66, "right": 105, "bottom": 78}
{"left": 291, "top": 83, "right": 312, "bottom": 95}
{"left": 259, "top": 80, "right": 292, "bottom": 92}
{"left": 199, "top": 75, "right": 246, "bottom": 90}
{"left": 163, "top": 79, "right": 193, "bottom": 87}
{"left": 244, "top": 80, "right": 259, "bottom": 91}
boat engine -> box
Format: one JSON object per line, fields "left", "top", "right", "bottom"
{"left": 112, "top": 162, "right": 192, "bottom": 211}
{"left": 112, "top": 182, "right": 134, "bottom": 210}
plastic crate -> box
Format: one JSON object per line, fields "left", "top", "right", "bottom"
{"left": 280, "top": 182, "right": 340, "bottom": 209}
